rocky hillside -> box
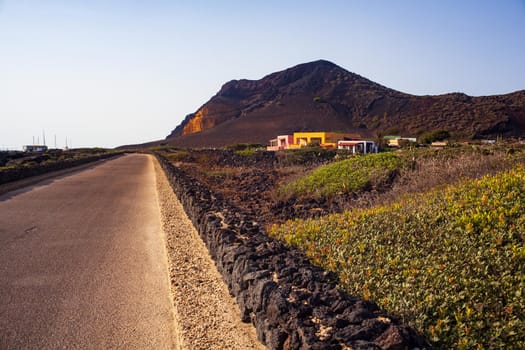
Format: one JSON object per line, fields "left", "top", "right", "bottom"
{"left": 164, "top": 60, "right": 525, "bottom": 147}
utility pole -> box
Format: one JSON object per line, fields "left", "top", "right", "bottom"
{"left": 43, "top": 129, "right": 46, "bottom": 146}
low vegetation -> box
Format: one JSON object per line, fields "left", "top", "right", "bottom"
{"left": 0, "top": 148, "right": 116, "bottom": 170}
{"left": 162, "top": 149, "right": 194, "bottom": 163}
{"left": 271, "top": 166, "right": 525, "bottom": 349}
{"left": 156, "top": 142, "right": 525, "bottom": 349}
{"left": 276, "top": 146, "right": 337, "bottom": 166}
{"left": 223, "top": 143, "right": 266, "bottom": 157}
{"left": 0, "top": 148, "right": 120, "bottom": 185}
{"left": 420, "top": 129, "right": 451, "bottom": 144}
{"left": 278, "top": 152, "right": 408, "bottom": 200}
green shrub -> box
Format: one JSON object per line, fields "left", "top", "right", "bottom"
{"left": 149, "top": 145, "right": 177, "bottom": 152}
{"left": 270, "top": 166, "right": 525, "bottom": 349}
{"left": 226, "top": 143, "right": 264, "bottom": 151}
{"left": 421, "top": 130, "right": 451, "bottom": 144}
{"left": 278, "top": 152, "right": 406, "bottom": 199}
{"left": 277, "top": 146, "right": 337, "bottom": 166}
{"left": 164, "top": 150, "right": 193, "bottom": 163}
{"left": 235, "top": 148, "right": 257, "bottom": 157}
{"left": 225, "top": 143, "right": 264, "bottom": 157}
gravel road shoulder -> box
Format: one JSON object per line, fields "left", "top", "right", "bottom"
{"left": 153, "top": 158, "right": 264, "bottom": 350}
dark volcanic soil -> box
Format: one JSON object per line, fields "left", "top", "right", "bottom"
{"left": 170, "top": 149, "right": 343, "bottom": 229}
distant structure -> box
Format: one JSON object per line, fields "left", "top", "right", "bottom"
{"left": 267, "top": 135, "right": 294, "bottom": 151}
{"left": 267, "top": 131, "right": 377, "bottom": 154}
{"left": 431, "top": 141, "right": 449, "bottom": 148}
{"left": 383, "top": 136, "right": 417, "bottom": 147}
{"left": 337, "top": 140, "right": 377, "bottom": 154}
{"left": 23, "top": 145, "right": 48, "bottom": 152}
{"left": 268, "top": 132, "right": 361, "bottom": 151}
{"left": 23, "top": 131, "right": 49, "bottom": 152}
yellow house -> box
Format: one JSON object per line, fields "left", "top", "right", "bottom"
{"left": 288, "top": 132, "right": 361, "bottom": 149}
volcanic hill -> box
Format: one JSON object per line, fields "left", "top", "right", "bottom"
{"left": 164, "top": 60, "right": 525, "bottom": 147}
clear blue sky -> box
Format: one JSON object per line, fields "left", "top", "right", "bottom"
{"left": 1, "top": 0, "right": 524, "bottom": 149}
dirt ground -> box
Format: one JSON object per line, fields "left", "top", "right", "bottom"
{"left": 173, "top": 149, "right": 345, "bottom": 230}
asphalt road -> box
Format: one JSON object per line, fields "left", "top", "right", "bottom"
{"left": 0, "top": 154, "right": 177, "bottom": 349}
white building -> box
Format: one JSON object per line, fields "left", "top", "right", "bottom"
{"left": 337, "top": 140, "right": 377, "bottom": 154}
{"left": 23, "top": 145, "right": 48, "bottom": 152}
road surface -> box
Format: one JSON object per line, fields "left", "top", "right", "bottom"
{"left": 0, "top": 154, "right": 177, "bottom": 349}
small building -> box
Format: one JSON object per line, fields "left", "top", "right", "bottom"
{"left": 384, "top": 136, "right": 417, "bottom": 147}
{"left": 23, "top": 145, "right": 48, "bottom": 152}
{"left": 289, "top": 132, "right": 361, "bottom": 149}
{"left": 337, "top": 140, "right": 377, "bottom": 154}
{"left": 383, "top": 135, "right": 401, "bottom": 147}
{"left": 267, "top": 131, "right": 363, "bottom": 151}
{"left": 267, "top": 135, "right": 294, "bottom": 151}
{"left": 431, "top": 141, "right": 449, "bottom": 148}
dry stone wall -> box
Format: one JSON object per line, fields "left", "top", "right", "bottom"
{"left": 156, "top": 154, "right": 431, "bottom": 350}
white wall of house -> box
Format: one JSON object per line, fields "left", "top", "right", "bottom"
{"left": 337, "top": 141, "right": 377, "bottom": 154}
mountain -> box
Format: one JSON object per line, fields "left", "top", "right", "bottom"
{"left": 163, "top": 60, "right": 525, "bottom": 147}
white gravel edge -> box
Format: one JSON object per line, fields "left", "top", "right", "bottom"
{"left": 153, "top": 157, "right": 265, "bottom": 350}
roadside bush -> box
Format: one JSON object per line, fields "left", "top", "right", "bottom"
{"left": 271, "top": 166, "right": 525, "bottom": 349}
{"left": 163, "top": 150, "right": 194, "bottom": 163}
{"left": 0, "top": 149, "right": 122, "bottom": 185}
{"left": 149, "top": 145, "right": 177, "bottom": 152}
